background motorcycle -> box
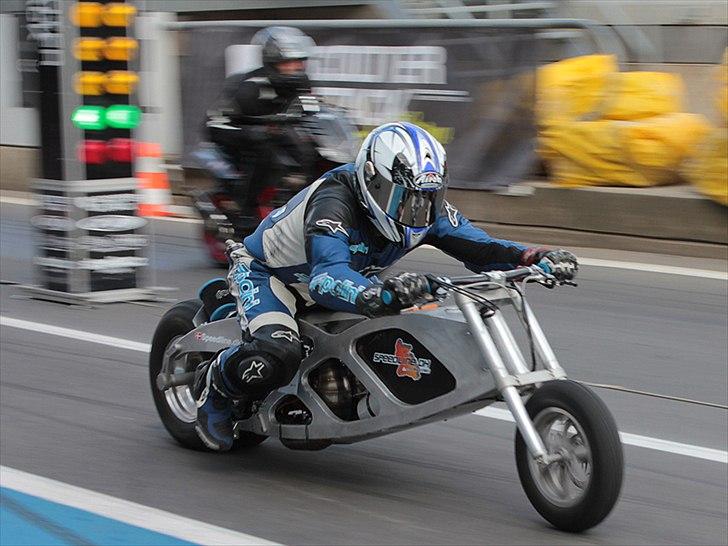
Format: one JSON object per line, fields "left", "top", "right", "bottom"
{"left": 191, "top": 98, "right": 360, "bottom": 265}
{"left": 150, "top": 255, "right": 624, "bottom": 533}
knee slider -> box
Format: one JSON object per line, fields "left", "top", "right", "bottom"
{"left": 220, "top": 328, "right": 302, "bottom": 394}
{"left": 250, "top": 325, "right": 302, "bottom": 386}
{"left": 219, "top": 343, "right": 279, "bottom": 393}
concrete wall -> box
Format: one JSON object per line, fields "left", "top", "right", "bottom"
{"left": 0, "top": 146, "right": 40, "bottom": 191}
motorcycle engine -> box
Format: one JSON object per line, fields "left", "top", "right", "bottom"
{"left": 309, "top": 360, "right": 357, "bottom": 421}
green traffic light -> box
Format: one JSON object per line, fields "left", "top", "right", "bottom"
{"left": 105, "top": 105, "right": 141, "bottom": 129}
{"left": 71, "top": 106, "right": 106, "bottom": 130}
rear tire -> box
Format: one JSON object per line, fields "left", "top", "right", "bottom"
{"left": 515, "top": 380, "right": 623, "bottom": 532}
{"left": 149, "top": 299, "right": 267, "bottom": 451}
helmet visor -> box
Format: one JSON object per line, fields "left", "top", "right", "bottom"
{"left": 368, "top": 173, "right": 445, "bottom": 228}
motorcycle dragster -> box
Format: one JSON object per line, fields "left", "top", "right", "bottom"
{"left": 150, "top": 260, "right": 624, "bottom": 532}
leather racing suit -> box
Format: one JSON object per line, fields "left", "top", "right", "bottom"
{"left": 215, "top": 163, "right": 531, "bottom": 399}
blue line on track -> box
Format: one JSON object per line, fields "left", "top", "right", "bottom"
{"left": 0, "top": 487, "right": 195, "bottom": 546}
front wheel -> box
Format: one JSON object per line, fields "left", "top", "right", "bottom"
{"left": 515, "top": 380, "right": 623, "bottom": 532}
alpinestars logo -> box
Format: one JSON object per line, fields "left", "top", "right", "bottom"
{"left": 271, "top": 330, "right": 298, "bottom": 343}
{"left": 241, "top": 361, "right": 265, "bottom": 383}
{"left": 444, "top": 201, "right": 459, "bottom": 228}
{"left": 373, "top": 338, "right": 432, "bottom": 381}
{"left": 315, "top": 219, "right": 348, "bottom": 236}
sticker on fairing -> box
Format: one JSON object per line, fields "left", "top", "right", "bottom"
{"left": 373, "top": 338, "right": 432, "bottom": 381}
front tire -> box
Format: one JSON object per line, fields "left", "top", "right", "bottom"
{"left": 149, "top": 299, "right": 267, "bottom": 451}
{"left": 515, "top": 380, "right": 623, "bottom": 532}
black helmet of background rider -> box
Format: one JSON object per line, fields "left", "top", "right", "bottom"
{"left": 251, "top": 26, "right": 315, "bottom": 97}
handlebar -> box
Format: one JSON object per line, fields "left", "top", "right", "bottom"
{"left": 426, "top": 266, "right": 551, "bottom": 290}
{"left": 430, "top": 267, "right": 535, "bottom": 287}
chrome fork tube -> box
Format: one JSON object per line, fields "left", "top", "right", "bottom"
{"left": 455, "top": 294, "right": 547, "bottom": 461}
{"left": 521, "top": 300, "right": 565, "bottom": 375}
{"left": 484, "top": 312, "right": 530, "bottom": 375}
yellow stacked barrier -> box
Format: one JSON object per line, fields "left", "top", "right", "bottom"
{"left": 602, "top": 72, "right": 684, "bottom": 121}
{"left": 537, "top": 54, "right": 715, "bottom": 189}
{"left": 536, "top": 54, "right": 617, "bottom": 126}
{"left": 542, "top": 114, "right": 710, "bottom": 187}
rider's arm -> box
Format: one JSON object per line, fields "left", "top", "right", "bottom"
{"left": 423, "top": 201, "right": 527, "bottom": 271}
{"left": 206, "top": 78, "right": 280, "bottom": 148}
{"left": 304, "top": 185, "right": 373, "bottom": 313}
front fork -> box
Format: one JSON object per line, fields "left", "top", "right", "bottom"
{"left": 455, "top": 293, "right": 566, "bottom": 465}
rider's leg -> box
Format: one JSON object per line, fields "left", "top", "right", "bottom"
{"left": 194, "top": 253, "right": 302, "bottom": 451}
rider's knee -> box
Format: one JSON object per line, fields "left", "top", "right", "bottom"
{"left": 250, "top": 324, "right": 302, "bottom": 386}
{"left": 219, "top": 324, "right": 302, "bottom": 396}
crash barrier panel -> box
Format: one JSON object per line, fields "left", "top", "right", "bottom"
{"left": 540, "top": 113, "right": 711, "bottom": 187}
{"left": 136, "top": 142, "right": 172, "bottom": 217}
{"left": 681, "top": 128, "right": 728, "bottom": 206}
{"left": 167, "top": 18, "right": 617, "bottom": 190}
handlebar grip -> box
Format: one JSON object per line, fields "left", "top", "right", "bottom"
{"left": 503, "top": 267, "right": 533, "bottom": 281}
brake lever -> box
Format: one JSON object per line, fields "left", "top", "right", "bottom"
{"left": 425, "top": 274, "right": 451, "bottom": 300}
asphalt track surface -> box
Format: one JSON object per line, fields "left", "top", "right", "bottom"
{"left": 1, "top": 200, "right": 727, "bottom": 545}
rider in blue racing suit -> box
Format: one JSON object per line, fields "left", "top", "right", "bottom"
{"left": 193, "top": 122, "right": 578, "bottom": 451}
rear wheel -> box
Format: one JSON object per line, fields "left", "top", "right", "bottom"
{"left": 149, "top": 299, "right": 267, "bottom": 450}
{"left": 515, "top": 380, "right": 623, "bottom": 532}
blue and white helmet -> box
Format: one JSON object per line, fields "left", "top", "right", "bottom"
{"left": 355, "top": 122, "right": 448, "bottom": 249}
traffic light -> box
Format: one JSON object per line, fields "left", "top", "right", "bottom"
{"left": 71, "top": 1, "right": 139, "bottom": 179}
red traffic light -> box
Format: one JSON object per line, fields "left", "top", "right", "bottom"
{"left": 77, "top": 140, "right": 107, "bottom": 164}
{"left": 78, "top": 139, "right": 137, "bottom": 164}
{"left": 106, "top": 138, "right": 135, "bottom": 162}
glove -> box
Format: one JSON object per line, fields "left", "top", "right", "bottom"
{"left": 521, "top": 247, "right": 578, "bottom": 281}
{"left": 355, "top": 272, "right": 431, "bottom": 318}
{"left": 225, "top": 239, "right": 246, "bottom": 264}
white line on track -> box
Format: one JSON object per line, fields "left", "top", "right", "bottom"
{"left": 0, "top": 316, "right": 150, "bottom": 353}
{"left": 0, "top": 466, "right": 280, "bottom": 546}
{"left": 3, "top": 194, "right": 725, "bottom": 280}
{"left": 416, "top": 245, "right": 728, "bottom": 280}
{"left": 578, "top": 257, "right": 728, "bottom": 280}
{"left": 2, "top": 315, "right": 726, "bottom": 465}
{"left": 475, "top": 407, "right": 728, "bottom": 464}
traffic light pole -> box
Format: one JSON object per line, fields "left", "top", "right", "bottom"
{"left": 20, "top": 0, "right": 163, "bottom": 304}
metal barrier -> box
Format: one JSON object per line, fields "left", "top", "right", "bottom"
{"left": 164, "top": 17, "right": 617, "bottom": 56}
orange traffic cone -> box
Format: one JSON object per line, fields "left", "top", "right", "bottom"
{"left": 136, "top": 141, "right": 172, "bottom": 217}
